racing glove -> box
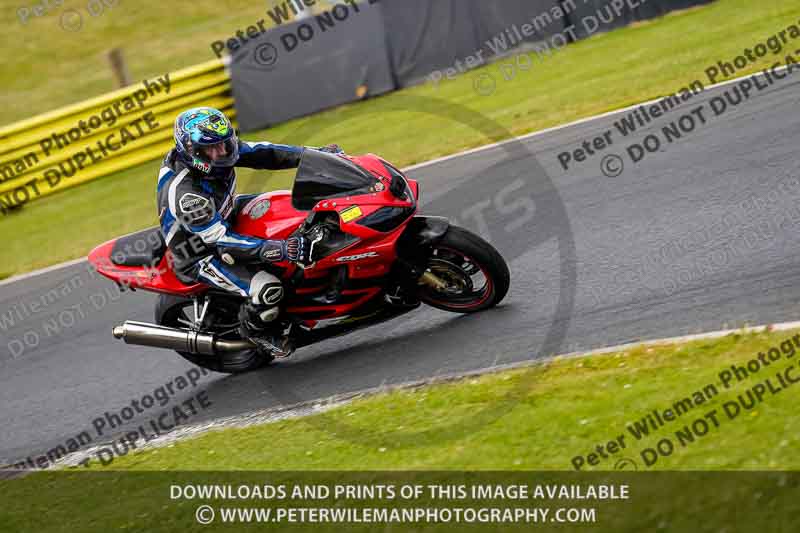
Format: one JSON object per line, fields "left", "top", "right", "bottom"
{"left": 318, "top": 143, "right": 344, "bottom": 154}
{"left": 260, "top": 236, "right": 312, "bottom": 264}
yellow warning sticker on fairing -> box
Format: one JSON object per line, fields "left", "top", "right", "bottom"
{"left": 340, "top": 205, "right": 363, "bottom": 222}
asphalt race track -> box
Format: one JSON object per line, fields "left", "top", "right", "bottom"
{"left": 2, "top": 72, "right": 799, "bottom": 466}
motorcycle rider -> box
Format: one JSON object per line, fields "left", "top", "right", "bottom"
{"left": 157, "top": 107, "right": 341, "bottom": 357}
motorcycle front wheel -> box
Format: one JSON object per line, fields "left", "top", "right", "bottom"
{"left": 418, "top": 226, "right": 510, "bottom": 313}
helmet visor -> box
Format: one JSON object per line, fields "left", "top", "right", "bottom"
{"left": 191, "top": 137, "right": 239, "bottom": 168}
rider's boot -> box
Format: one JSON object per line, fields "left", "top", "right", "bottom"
{"left": 238, "top": 304, "right": 294, "bottom": 358}
{"left": 238, "top": 272, "right": 295, "bottom": 358}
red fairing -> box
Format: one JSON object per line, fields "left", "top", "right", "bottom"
{"left": 87, "top": 153, "right": 420, "bottom": 322}
{"left": 88, "top": 241, "right": 206, "bottom": 296}
{"left": 234, "top": 190, "right": 307, "bottom": 240}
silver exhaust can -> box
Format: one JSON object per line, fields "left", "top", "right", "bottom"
{"left": 112, "top": 321, "right": 254, "bottom": 355}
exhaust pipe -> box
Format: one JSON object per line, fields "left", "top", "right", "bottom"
{"left": 112, "top": 321, "right": 255, "bottom": 355}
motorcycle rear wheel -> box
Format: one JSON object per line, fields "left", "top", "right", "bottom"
{"left": 418, "top": 226, "right": 510, "bottom": 313}
{"left": 155, "top": 294, "right": 274, "bottom": 373}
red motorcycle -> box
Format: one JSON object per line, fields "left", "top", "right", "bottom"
{"left": 89, "top": 150, "right": 510, "bottom": 373}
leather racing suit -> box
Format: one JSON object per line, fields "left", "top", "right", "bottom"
{"left": 156, "top": 140, "right": 304, "bottom": 320}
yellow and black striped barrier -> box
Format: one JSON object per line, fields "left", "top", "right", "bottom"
{"left": 0, "top": 59, "right": 234, "bottom": 214}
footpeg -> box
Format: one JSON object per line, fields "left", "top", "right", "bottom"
{"left": 251, "top": 336, "right": 295, "bottom": 359}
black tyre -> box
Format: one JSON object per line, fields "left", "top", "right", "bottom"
{"left": 155, "top": 294, "right": 273, "bottom": 374}
{"left": 418, "top": 225, "right": 510, "bottom": 313}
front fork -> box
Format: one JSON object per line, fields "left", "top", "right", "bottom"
{"left": 418, "top": 271, "right": 449, "bottom": 291}
{"left": 394, "top": 215, "right": 452, "bottom": 294}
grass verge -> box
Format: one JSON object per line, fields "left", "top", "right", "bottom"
{"left": 1, "top": 0, "right": 294, "bottom": 123}
{"left": 87, "top": 327, "right": 800, "bottom": 470}
{"left": 1, "top": 0, "right": 798, "bottom": 276}
{"left": 17, "top": 327, "right": 800, "bottom": 471}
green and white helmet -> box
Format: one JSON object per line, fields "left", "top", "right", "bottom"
{"left": 174, "top": 107, "right": 239, "bottom": 175}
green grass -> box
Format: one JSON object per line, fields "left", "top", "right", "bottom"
{"left": 0, "top": 0, "right": 329, "bottom": 123}
{"left": 1, "top": 0, "right": 798, "bottom": 275}
{"left": 3, "top": 329, "right": 800, "bottom": 532}
{"left": 52, "top": 329, "right": 800, "bottom": 470}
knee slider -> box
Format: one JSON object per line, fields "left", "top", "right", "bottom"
{"left": 250, "top": 271, "right": 284, "bottom": 306}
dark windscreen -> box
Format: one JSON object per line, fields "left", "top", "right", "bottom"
{"left": 291, "top": 150, "right": 377, "bottom": 210}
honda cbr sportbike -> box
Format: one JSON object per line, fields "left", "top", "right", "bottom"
{"left": 89, "top": 150, "right": 510, "bottom": 373}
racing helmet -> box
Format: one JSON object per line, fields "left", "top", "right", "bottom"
{"left": 173, "top": 107, "right": 239, "bottom": 176}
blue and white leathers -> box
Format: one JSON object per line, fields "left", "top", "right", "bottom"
{"left": 156, "top": 140, "right": 304, "bottom": 305}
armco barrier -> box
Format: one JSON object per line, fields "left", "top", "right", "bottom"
{"left": 0, "top": 59, "right": 233, "bottom": 213}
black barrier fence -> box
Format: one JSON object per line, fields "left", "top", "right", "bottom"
{"left": 231, "top": 1, "right": 395, "bottom": 130}
{"left": 566, "top": 0, "right": 714, "bottom": 39}
{"left": 380, "top": 0, "right": 567, "bottom": 89}
{"left": 230, "top": 0, "right": 714, "bottom": 132}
